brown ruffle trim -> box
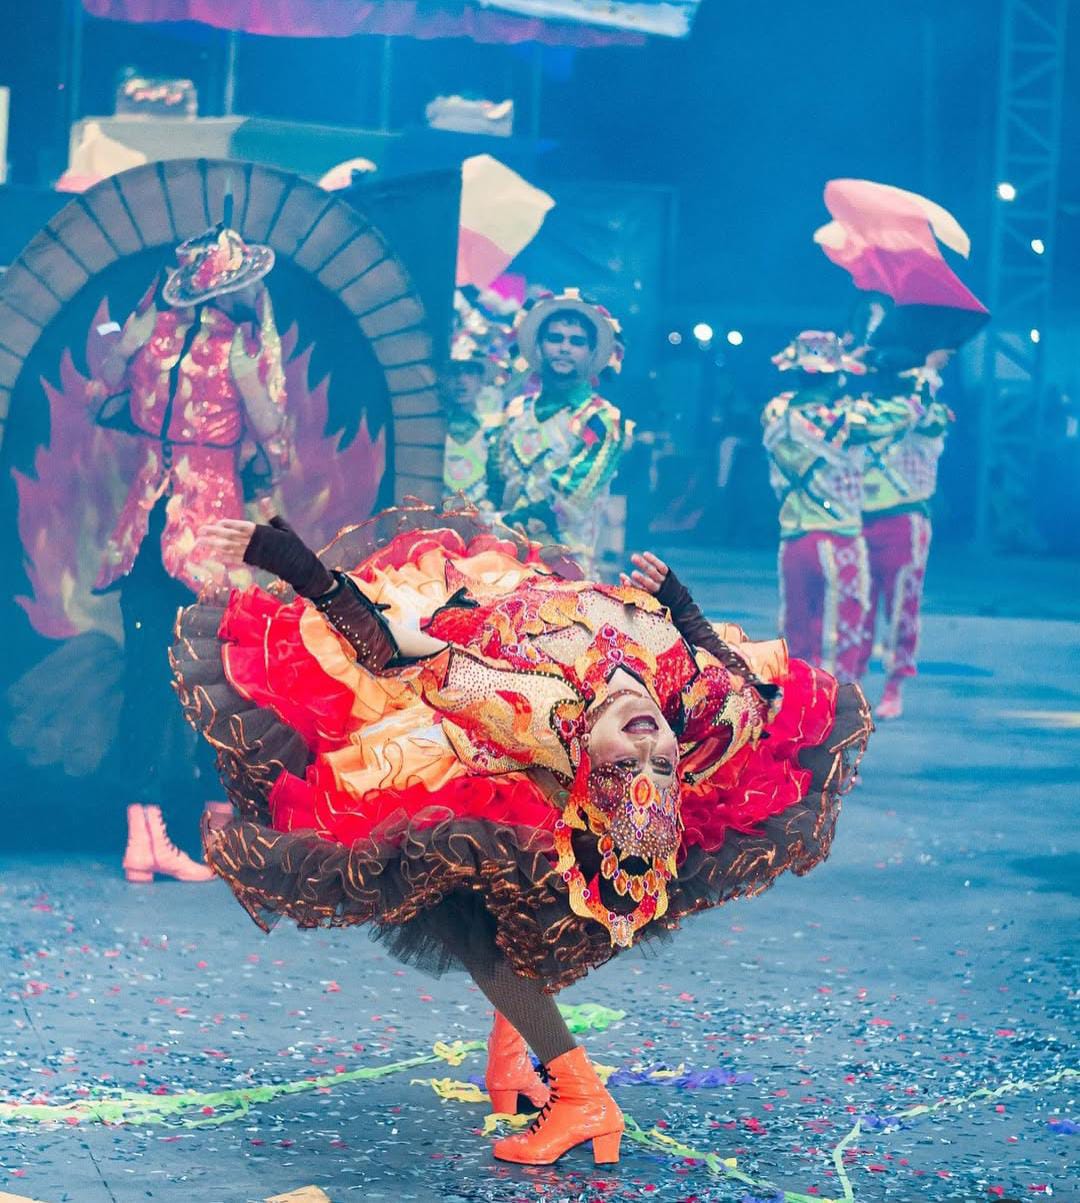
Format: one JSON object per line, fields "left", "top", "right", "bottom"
{"left": 173, "top": 590, "right": 871, "bottom": 994}
{"left": 171, "top": 599, "right": 311, "bottom": 822}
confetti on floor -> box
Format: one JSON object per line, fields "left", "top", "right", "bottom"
{"left": 2, "top": 599, "right": 1076, "bottom": 1202}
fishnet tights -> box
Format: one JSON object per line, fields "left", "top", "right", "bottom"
{"left": 464, "top": 954, "right": 576, "bottom": 1065}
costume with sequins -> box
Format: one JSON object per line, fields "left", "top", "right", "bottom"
{"left": 95, "top": 275, "right": 289, "bottom": 593}
{"left": 172, "top": 512, "right": 870, "bottom": 990}
{"left": 489, "top": 382, "right": 626, "bottom": 570}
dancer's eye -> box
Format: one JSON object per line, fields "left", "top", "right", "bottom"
{"left": 652, "top": 757, "right": 674, "bottom": 776}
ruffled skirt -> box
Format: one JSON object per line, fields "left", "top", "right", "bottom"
{"left": 172, "top": 510, "right": 871, "bottom": 992}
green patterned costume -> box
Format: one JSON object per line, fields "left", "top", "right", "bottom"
{"left": 489, "top": 381, "right": 626, "bottom": 570}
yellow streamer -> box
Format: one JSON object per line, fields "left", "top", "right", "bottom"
{"left": 481, "top": 1112, "right": 532, "bottom": 1136}
{"left": 411, "top": 1078, "right": 488, "bottom": 1104}
{"left": 431, "top": 1040, "right": 474, "bottom": 1067}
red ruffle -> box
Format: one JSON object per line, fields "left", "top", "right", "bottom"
{"left": 218, "top": 587, "right": 363, "bottom": 752}
{"left": 269, "top": 770, "right": 557, "bottom": 845}
{"left": 681, "top": 661, "right": 839, "bottom": 852}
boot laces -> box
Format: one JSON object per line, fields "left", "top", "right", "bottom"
{"left": 148, "top": 813, "right": 182, "bottom": 858}
{"left": 526, "top": 1085, "right": 559, "bottom": 1133}
{"left": 157, "top": 828, "right": 181, "bottom": 857}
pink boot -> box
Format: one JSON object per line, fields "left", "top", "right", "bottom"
{"left": 485, "top": 1011, "right": 551, "bottom": 1115}
{"left": 123, "top": 804, "right": 215, "bottom": 883}
{"left": 203, "top": 800, "right": 234, "bottom": 826}
{"left": 875, "top": 681, "right": 904, "bottom": 721}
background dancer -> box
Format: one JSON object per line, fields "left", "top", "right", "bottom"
{"left": 762, "top": 331, "right": 918, "bottom": 681}
{"left": 443, "top": 302, "right": 513, "bottom": 509}
{"left": 93, "top": 224, "right": 289, "bottom": 881}
{"left": 818, "top": 180, "right": 989, "bottom": 717}
{"left": 489, "top": 291, "right": 628, "bottom": 572}
{"left": 851, "top": 342, "right": 955, "bottom": 718}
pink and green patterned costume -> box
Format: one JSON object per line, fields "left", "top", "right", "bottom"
{"left": 762, "top": 386, "right": 918, "bottom": 680}
{"left": 854, "top": 371, "right": 953, "bottom": 685}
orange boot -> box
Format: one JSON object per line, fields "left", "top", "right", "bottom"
{"left": 484, "top": 1011, "right": 550, "bottom": 1115}
{"left": 492, "top": 1045, "right": 622, "bottom": 1165}
{"left": 122, "top": 804, "right": 215, "bottom": 883}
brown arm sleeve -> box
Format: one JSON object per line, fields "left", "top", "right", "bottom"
{"left": 311, "top": 572, "right": 401, "bottom": 672}
{"left": 657, "top": 568, "right": 732, "bottom": 661}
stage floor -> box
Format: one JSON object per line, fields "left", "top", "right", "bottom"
{"left": 1, "top": 554, "right": 1077, "bottom": 1203}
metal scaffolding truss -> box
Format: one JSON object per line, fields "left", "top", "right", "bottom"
{"left": 975, "top": 0, "right": 1068, "bottom": 549}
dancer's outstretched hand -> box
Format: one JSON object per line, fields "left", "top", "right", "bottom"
{"left": 620, "top": 551, "right": 670, "bottom": 595}
{"left": 196, "top": 518, "right": 256, "bottom": 565}
{"left": 198, "top": 516, "right": 333, "bottom": 598}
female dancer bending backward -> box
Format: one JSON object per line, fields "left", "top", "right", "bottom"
{"left": 175, "top": 511, "right": 871, "bottom": 1166}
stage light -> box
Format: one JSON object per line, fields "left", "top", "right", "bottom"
{"left": 668, "top": 331, "right": 683, "bottom": 345}
{"left": 726, "top": 329, "right": 744, "bottom": 346}
{"left": 693, "top": 322, "right": 713, "bottom": 343}
{"left": 1030, "top": 238, "right": 1045, "bottom": 255}
{"left": 996, "top": 182, "right": 1017, "bottom": 201}
{"left": 1029, "top": 328, "right": 1041, "bottom": 344}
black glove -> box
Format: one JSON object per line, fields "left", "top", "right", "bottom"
{"left": 658, "top": 567, "right": 779, "bottom": 701}
{"left": 243, "top": 517, "right": 334, "bottom": 599}
{"left": 656, "top": 567, "right": 725, "bottom": 657}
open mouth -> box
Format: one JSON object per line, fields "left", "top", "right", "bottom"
{"left": 622, "top": 714, "right": 659, "bottom": 735}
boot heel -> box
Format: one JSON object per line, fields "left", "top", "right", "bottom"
{"left": 487, "top": 1089, "right": 520, "bottom": 1115}
{"left": 592, "top": 1131, "right": 621, "bottom": 1164}
{"left": 124, "top": 868, "right": 154, "bottom": 883}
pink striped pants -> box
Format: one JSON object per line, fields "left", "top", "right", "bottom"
{"left": 853, "top": 511, "right": 932, "bottom": 684}
{"left": 778, "top": 532, "right": 870, "bottom": 683}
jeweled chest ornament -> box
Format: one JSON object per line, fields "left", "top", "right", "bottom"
{"left": 553, "top": 758, "right": 683, "bottom": 949}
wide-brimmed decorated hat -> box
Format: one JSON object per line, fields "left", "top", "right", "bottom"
{"left": 449, "top": 329, "right": 489, "bottom": 374}
{"left": 162, "top": 225, "right": 275, "bottom": 307}
{"left": 772, "top": 329, "right": 867, "bottom": 376}
{"left": 516, "top": 289, "right": 619, "bottom": 376}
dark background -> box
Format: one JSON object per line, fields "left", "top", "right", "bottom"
{"left": 4, "top": 1, "right": 1078, "bottom": 310}
{"left": 1, "top": 1, "right": 1077, "bottom": 548}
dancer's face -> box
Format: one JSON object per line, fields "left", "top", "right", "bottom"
{"left": 586, "top": 672, "right": 679, "bottom": 792}
{"left": 448, "top": 366, "right": 484, "bottom": 410}
{"left": 540, "top": 318, "right": 593, "bottom": 380}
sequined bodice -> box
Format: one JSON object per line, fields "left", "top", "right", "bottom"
{"left": 126, "top": 307, "right": 247, "bottom": 447}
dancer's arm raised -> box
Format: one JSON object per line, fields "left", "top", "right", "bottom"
{"left": 622, "top": 552, "right": 775, "bottom": 695}
{"left": 196, "top": 518, "right": 447, "bottom": 666}
{"left": 621, "top": 552, "right": 726, "bottom": 656}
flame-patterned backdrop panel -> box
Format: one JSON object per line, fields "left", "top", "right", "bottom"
{"left": 0, "top": 159, "right": 452, "bottom": 812}
{"left": 0, "top": 159, "right": 451, "bottom": 632}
